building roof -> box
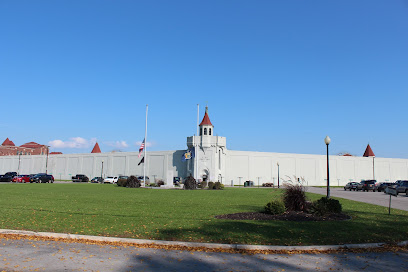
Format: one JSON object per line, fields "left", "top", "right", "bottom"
{"left": 363, "top": 144, "right": 375, "bottom": 157}
{"left": 91, "top": 142, "right": 101, "bottom": 153}
{"left": 50, "top": 152, "right": 63, "bottom": 155}
{"left": 199, "top": 106, "right": 213, "bottom": 126}
{"left": 2, "top": 138, "right": 15, "bottom": 146}
{"left": 20, "top": 142, "right": 43, "bottom": 148}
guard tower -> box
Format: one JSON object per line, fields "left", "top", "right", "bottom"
{"left": 186, "top": 106, "right": 227, "bottom": 183}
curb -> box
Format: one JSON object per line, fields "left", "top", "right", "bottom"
{"left": 1, "top": 229, "right": 407, "bottom": 252}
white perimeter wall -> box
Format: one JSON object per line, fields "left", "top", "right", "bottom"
{"left": 225, "top": 150, "right": 408, "bottom": 186}
{"left": 0, "top": 151, "right": 186, "bottom": 182}
{"left": 1, "top": 150, "right": 408, "bottom": 186}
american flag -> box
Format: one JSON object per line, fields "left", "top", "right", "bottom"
{"left": 138, "top": 139, "right": 145, "bottom": 157}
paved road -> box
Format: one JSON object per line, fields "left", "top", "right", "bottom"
{"left": 1, "top": 238, "right": 407, "bottom": 272}
{"left": 307, "top": 187, "right": 408, "bottom": 211}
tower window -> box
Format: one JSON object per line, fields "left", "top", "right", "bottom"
{"left": 204, "top": 128, "right": 207, "bottom": 135}
{"left": 200, "top": 128, "right": 202, "bottom": 136}
{"left": 209, "top": 128, "right": 212, "bottom": 135}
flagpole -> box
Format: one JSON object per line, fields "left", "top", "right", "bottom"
{"left": 143, "top": 104, "right": 148, "bottom": 187}
{"left": 196, "top": 104, "right": 199, "bottom": 181}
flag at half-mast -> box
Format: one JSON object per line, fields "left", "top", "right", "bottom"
{"left": 138, "top": 139, "right": 145, "bottom": 157}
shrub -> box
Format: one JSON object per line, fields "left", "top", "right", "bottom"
{"left": 214, "top": 182, "right": 223, "bottom": 190}
{"left": 283, "top": 184, "right": 307, "bottom": 211}
{"left": 184, "top": 175, "right": 197, "bottom": 190}
{"left": 264, "top": 200, "right": 285, "bottom": 215}
{"left": 200, "top": 180, "right": 207, "bottom": 189}
{"left": 156, "top": 180, "right": 165, "bottom": 187}
{"left": 262, "top": 183, "right": 274, "bottom": 187}
{"left": 310, "top": 197, "right": 342, "bottom": 215}
{"left": 207, "top": 182, "right": 214, "bottom": 190}
{"left": 127, "top": 175, "right": 141, "bottom": 188}
{"left": 117, "top": 178, "right": 127, "bottom": 187}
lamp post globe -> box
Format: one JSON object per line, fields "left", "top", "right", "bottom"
{"left": 324, "top": 136, "right": 331, "bottom": 145}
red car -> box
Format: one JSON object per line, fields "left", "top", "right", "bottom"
{"left": 12, "top": 175, "right": 31, "bottom": 183}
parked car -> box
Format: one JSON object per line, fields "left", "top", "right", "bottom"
{"left": 384, "top": 180, "right": 404, "bottom": 194}
{"left": 374, "top": 182, "right": 394, "bottom": 192}
{"left": 356, "top": 180, "right": 376, "bottom": 192}
{"left": 91, "top": 177, "right": 104, "bottom": 183}
{"left": 137, "top": 176, "right": 150, "bottom": 185}
{"left": 72, "top": 174, "right": 89, "bottom": 182}
{"left": 395, "top": 180, "right": 408, "bottom": 196}
{"left": 31, "top": 173, "right": 54, "bottom": 183}
{"left": 0, "top": 172, "right": 18, "bottom": 182}
{"left": 344, "top": 182, "right": 358, "bottom": 191}
{"left": 118, "top": 175, "right": 128, "bottom": 181}
{"left": 104, "top": 176, "right": 119, "bottom": 184}
{"left": 116, "top": 176, "right": 129, "bottom": 186}
{"left": 12, "top": 175, "right": 31, "bottom": 183}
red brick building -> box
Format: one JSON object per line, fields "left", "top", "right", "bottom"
{"left": 0, "top": 138, "right": 49, "bottom": 156}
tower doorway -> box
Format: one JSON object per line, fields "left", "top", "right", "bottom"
{"left": 201, "top": 169, "right": 210, "bottom": 182}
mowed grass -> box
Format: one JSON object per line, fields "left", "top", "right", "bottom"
{"left": 0, "top": 183, "right": 407, "bottom": 246}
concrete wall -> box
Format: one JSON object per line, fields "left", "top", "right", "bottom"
{"left": 1, "top": 150, "right": 407, "bottom": 186}
{"left": 225, "top": 150, "right": 408, "bottom": 186}
{"left": 0, "top": 151, "right": 186, "bottom": 183}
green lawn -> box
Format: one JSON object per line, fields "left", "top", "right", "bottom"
{"left": 0, "top": 183, "right": 407, "bottom": 246}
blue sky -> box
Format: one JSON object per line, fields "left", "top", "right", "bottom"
{"left": 1, "top": 1, "right": 407, "bottom": 158}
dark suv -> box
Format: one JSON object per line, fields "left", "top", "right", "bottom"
{"left": 72, "top": 174, "right": 89, "bottom": 182}
{"left": 396, "top": 180, "right": 408, "bottom": 196}
{"left": 31, "top": 173, "right": 54, "bottom": 183}
{"left": 0, "top": 172, "right": 17, "bottom": 182}
{"left": 374, "top": 182, "right": 394, "bottom": 192}
{"left": 356, "top": 180, "right": 376, "bottom": 192}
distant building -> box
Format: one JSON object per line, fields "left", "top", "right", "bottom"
{"left": 0, "top": 138, "right": 49, "bottom": 156}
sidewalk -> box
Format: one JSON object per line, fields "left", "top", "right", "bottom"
{"left": 1, "top": 231, "right": 407, "bottom": 272}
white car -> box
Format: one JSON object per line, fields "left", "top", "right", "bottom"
{"left": 104, "top": 176, "right": 118, "bottom": 184}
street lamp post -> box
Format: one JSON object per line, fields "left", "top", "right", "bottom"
{"left": 324, "top": 136, "right": 331, "bottom": 198}
{"left": 45, "top": 146, "right": 50, "bottom": 174}
{"left": 101, "top": 161, "right": 104, "bottom": 180}
{"left": 373, "top": 156, "right": 375, "bottom": 180}
{"left": 277, "top": 162, "right": 280, "bottom": 188}
{"left": 17, "top": 153, "right": 21, "bottom": 177}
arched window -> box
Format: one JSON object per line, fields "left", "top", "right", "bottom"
{"left": 200, "top": 128, "right": 202, "bottom": 136}
{"left": 204, "top": 128, "right": 207, "bottom": 135}
{"left": 209, "top": 128, "right": 212, "bottom": 135}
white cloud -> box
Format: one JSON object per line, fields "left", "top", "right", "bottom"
{"left": 48, "top": 137, "right": 96, "bottom": 149}
{"left": 105, "top": 141, "right": 129, "bottom": 148}
{"left": 135, "top": 141, "right": 153, "bottom": 147}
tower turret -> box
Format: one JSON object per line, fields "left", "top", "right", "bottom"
{"left": 199, "top": 106, "right": 213, "bottom": 137}
{"left": 187, "top": 106, "right": 226, "bottom": 183}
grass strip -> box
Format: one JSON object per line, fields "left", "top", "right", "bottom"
{"left": 0, "top": 183, "right": 407, "bottom": 246}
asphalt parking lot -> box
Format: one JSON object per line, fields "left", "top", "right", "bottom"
{"left": 307, "top": 186, "right": 408, "bottom": 211}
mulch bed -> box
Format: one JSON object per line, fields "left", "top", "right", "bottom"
{"left": 215, "top": 211, "right": 351, "bottom": 221}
